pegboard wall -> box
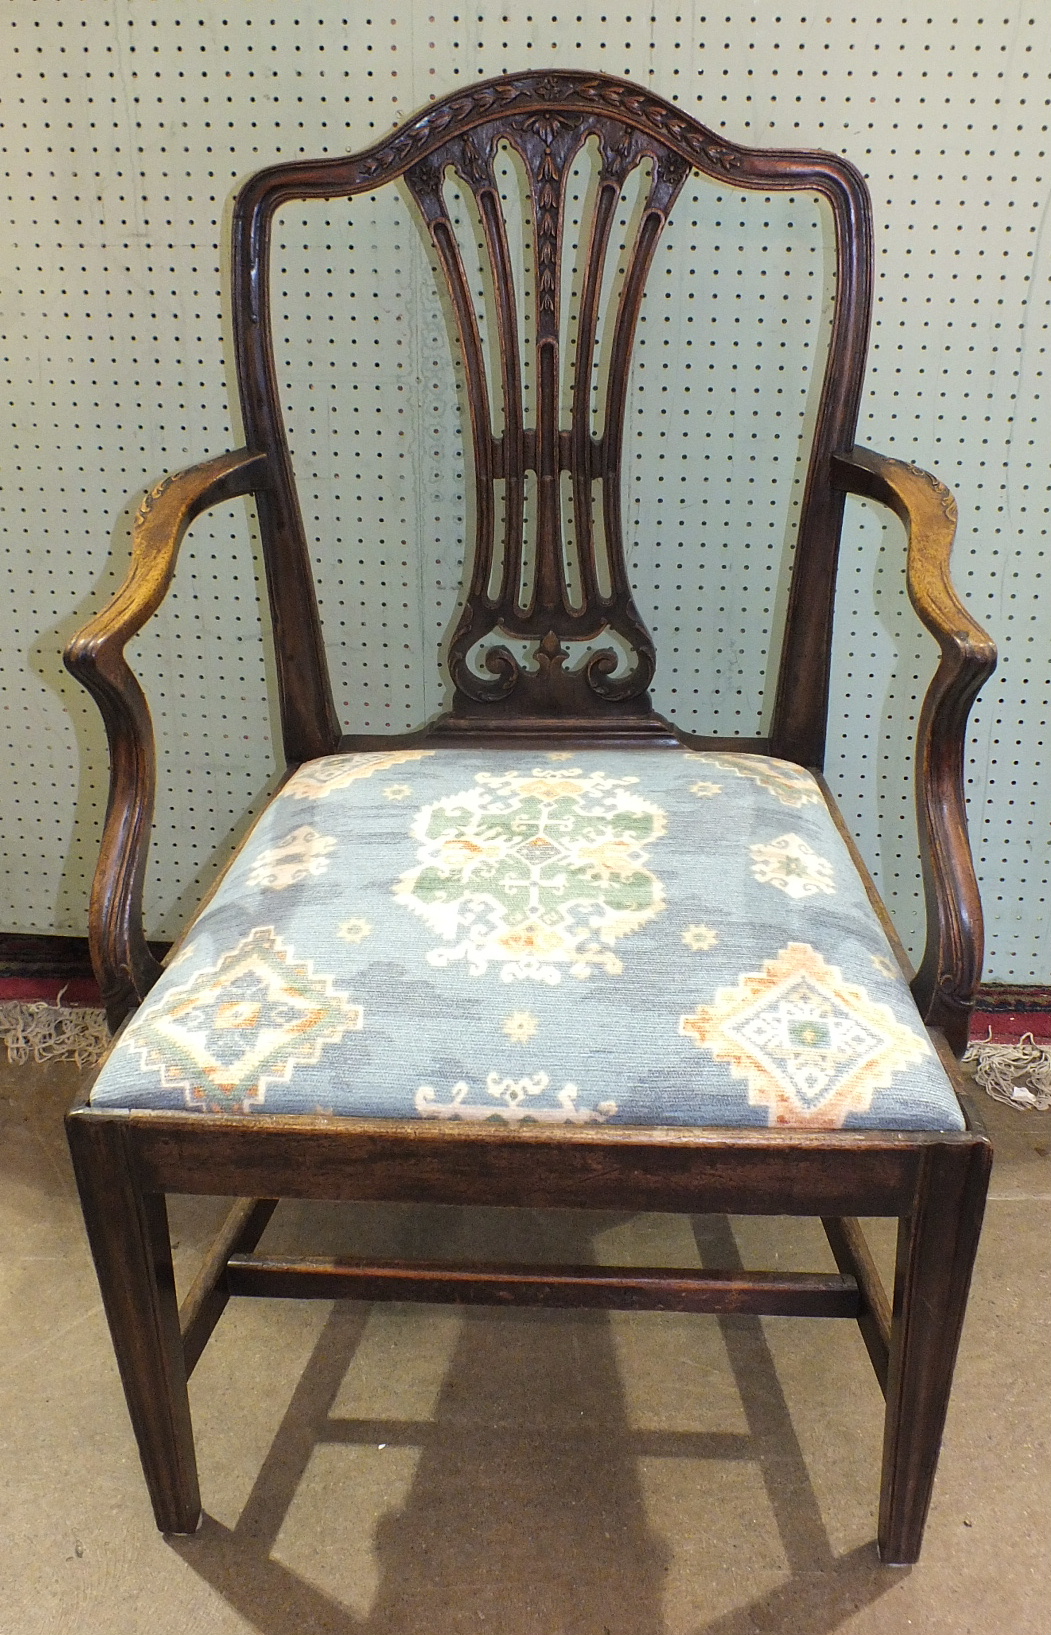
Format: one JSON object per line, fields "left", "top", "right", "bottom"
{"left": 0, "top": 3, "right": 1048, "bottom": 981}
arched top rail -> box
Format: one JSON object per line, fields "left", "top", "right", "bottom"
{"left": 231, "top": 70, "right": 873, "bottom": 741}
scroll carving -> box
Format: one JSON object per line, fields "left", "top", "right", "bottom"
{"left": 134, "top": 471, "right": 181, "bottom": 532}
{"left": 403, "top": 99, "right": 689, "bottom": 721}
{"left": 905, "top": 462, "right": 959, "bottom": 525}
{"left": 234, "top": 68, "right": 874, "bottom": 736}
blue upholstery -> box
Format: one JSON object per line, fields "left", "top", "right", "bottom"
{"left": 89, "top": 746, "right": 964, "bottom": 1131}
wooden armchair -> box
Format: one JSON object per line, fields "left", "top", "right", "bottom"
{"left": 65, "top": 71, "right": 996, "bottom": 1565}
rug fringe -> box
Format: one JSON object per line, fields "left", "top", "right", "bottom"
{"left": 0, "top": 999, "right": 109, "bottom": 1069}
{"left": 965, "top": 1033, "right": 1051, "bottom": 1112}
{"left": 4, "top": 995, "right": 1050, "bottom": 1107}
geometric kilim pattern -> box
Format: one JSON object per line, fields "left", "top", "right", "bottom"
{"left": 393, "top": 766, "right": 667, "bottom": 984}
{"left": 280, "top": 748, "right": 436, "bottom": 801}
{"left": 121, "top": 926, "right": 363, "bottom": 1113}
{"left": 748, "top": 833, "right": 836, "bottom": 899}
{"left": 701, "top": 753, "right": 825, "bottom": 809}
{"left": 88, "top": 746, "right": 965, "bottom": 1131}
{"left": 415, "top": 1069, "right": 620, "bottom": 1124}
{"left": 680, "top": 942, "right": 931, "bottom": 1128}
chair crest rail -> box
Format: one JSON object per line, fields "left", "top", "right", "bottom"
{"left": 231, "top": 69, "right": 872, "bottom": 741}
{"left": 63, "top": 73, "right": 996, "bottom": 1568}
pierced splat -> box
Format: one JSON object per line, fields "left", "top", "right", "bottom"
{"left": 64, "top": 77, "right": 998, "bottom": 1573}
{"left": 232, "top": 70, "right": 875, "bottom": 757}
{"left": 405, "top": 115, "right": 689, "bottom": 724}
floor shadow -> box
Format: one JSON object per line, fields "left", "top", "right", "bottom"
{"left": 172, "top": 1239, "right": 671, "bottom": 1634}
{"left": 686, "top": 1216, "right": 905, "bottom": 1633}
{"left": 169, "top": 1212, "right": 904, "bottom": 1635}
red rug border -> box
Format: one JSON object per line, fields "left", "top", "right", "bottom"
{"left": 2, "top": 936, "right": 1049, "bottom": 1040}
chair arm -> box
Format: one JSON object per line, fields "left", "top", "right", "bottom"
{"left": 832, "top": 447, "right": 996, "bottom": 1055}
{"left": 64, "top": 449, "right": 269, "bottom": 1029}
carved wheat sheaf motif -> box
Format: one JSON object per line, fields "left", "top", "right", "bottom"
{"left": 235, "top": 68, "right": 873, "bottom": 737}
{"left": 349, "top": 74, "right": 748, "bottom": 198}
{"left": 533, "top": 140, "right": 562, "bottom": 316}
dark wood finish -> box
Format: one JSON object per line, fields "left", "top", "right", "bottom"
{"left": 832, "top": 447, "right": 997, "bottom": 1053}
{"left": 65, "top": 1113, "right": 201, "bottom": 1534}
{"left": 231, "top": 69, "right": 872, "bottom": 745}
{"left": 63, "top": 72, "right": 997, "bottom": 1564}
{"left": 179, "top": 1198, "right": 278, "bottom": 1377}
{"left": 64, "top": 449, "right": 267, "bottom": 1027}
{"left": 878, "top": 1138, "right": 992, "bottom": 1565}
{"left": 821, "top": 1216, "right": 892, "bottom": 1394}
{"left": 114, "top": 1107, "right": 927, "bottom": 1217}
{"left": 225, "top": 1254, "right": 862, "bottom": 1317}
{"left": 64, "top": 73, "right": 993, "bottom": 1041}
{"left": 68, "top": 1098, "right": 990, "bottom": 1560}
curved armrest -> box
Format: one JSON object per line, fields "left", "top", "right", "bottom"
{"left": 65, "top": 449, "right": 269, "bottom": 1029}
{"left": 832, "top": 447, "right": 996, "bottom": 1054}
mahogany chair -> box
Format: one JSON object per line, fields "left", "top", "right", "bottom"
{"left": 65, "top": 71, "right": 996, "bottom": 1565}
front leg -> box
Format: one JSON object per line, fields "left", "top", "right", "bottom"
{"left": 877, "top": 1137, "right": 991, "bottom": 1563}
{"left": 66, "top": 1110, "right": 202, "bottom": 1533}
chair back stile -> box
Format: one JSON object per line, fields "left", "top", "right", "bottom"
{"left": 229, "top": 71, "right": 872, "bottom": 763}
{"left": 61, "top": 72, "right": 996, "bottom": 1566}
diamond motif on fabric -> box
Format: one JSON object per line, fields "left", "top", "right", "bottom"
{"left": 281, "top": 749, "right": 434, "bottom": 800}
{"left": 121, "top": 927, "right": 363, "bottom": 1112}
{"left": 394, "top": 767, "right": 667, "bottom": 983}
{"left": 679, "top": 943, "right": 930, "bottom": 1127}
{"left": 701, "top": 754, "right": 823, "bottom": 808}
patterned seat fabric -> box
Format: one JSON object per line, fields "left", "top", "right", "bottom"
{"left": 89, "top": 746, "right": 964, "bottom": 1132}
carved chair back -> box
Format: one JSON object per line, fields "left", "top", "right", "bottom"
{"left": 63, "top": 74, "right": 997, "bottom": 1567}
{"left": 232, "top": 70, "right": 872, "bottom": 765}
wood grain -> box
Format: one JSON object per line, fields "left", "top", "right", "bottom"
{"left": 63, "top": 448, "right": 268, "bottom": 1027}
{"left": 232, "top": 69, "right": 872, "bottom": 740}
{"left": 179, "top": 1198, "right": 278, "bottom": 1377}
{"left": 821, "top": 1216, "right": 892, "bottom": 1394}
{"left": 832, "top": 446, "right": 997, "bottom": 1053}
{"left": 62, "top": 73, "right": 995, "bottom": 1559}
{"left": 224, "top": 1254, "right": 863, "bottom": 1318}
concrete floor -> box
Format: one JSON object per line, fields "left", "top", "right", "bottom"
{"left": 1, "top": 1059, "right": 1048, "bottom": 1634}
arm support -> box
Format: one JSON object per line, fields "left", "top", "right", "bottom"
{"left": 832, "top": 447, "right": 996, "bottom": 1055}
{"left": 65, "top": 449, "right": 269, "bottom": 1030}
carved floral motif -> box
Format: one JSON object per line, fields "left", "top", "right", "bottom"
{"left": 347, "top": 73, "right": 757, "bottom": 197}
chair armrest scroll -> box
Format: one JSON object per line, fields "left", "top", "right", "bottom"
{"left": 64, "top": 449, "right": 269, "bottom": 1029}
{"left": 832, "top": 447, "right": 996, "bottom": 1054}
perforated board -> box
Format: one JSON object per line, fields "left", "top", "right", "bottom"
{"left": 0, "top": 3, "right": 1048, "bottom": 981}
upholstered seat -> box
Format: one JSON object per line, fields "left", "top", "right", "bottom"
{"left": 92, "top": 746, "right": 962, "bottom": 1131}
{"left": 65, "top": 73, "right": 996, "bottom": 1562}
